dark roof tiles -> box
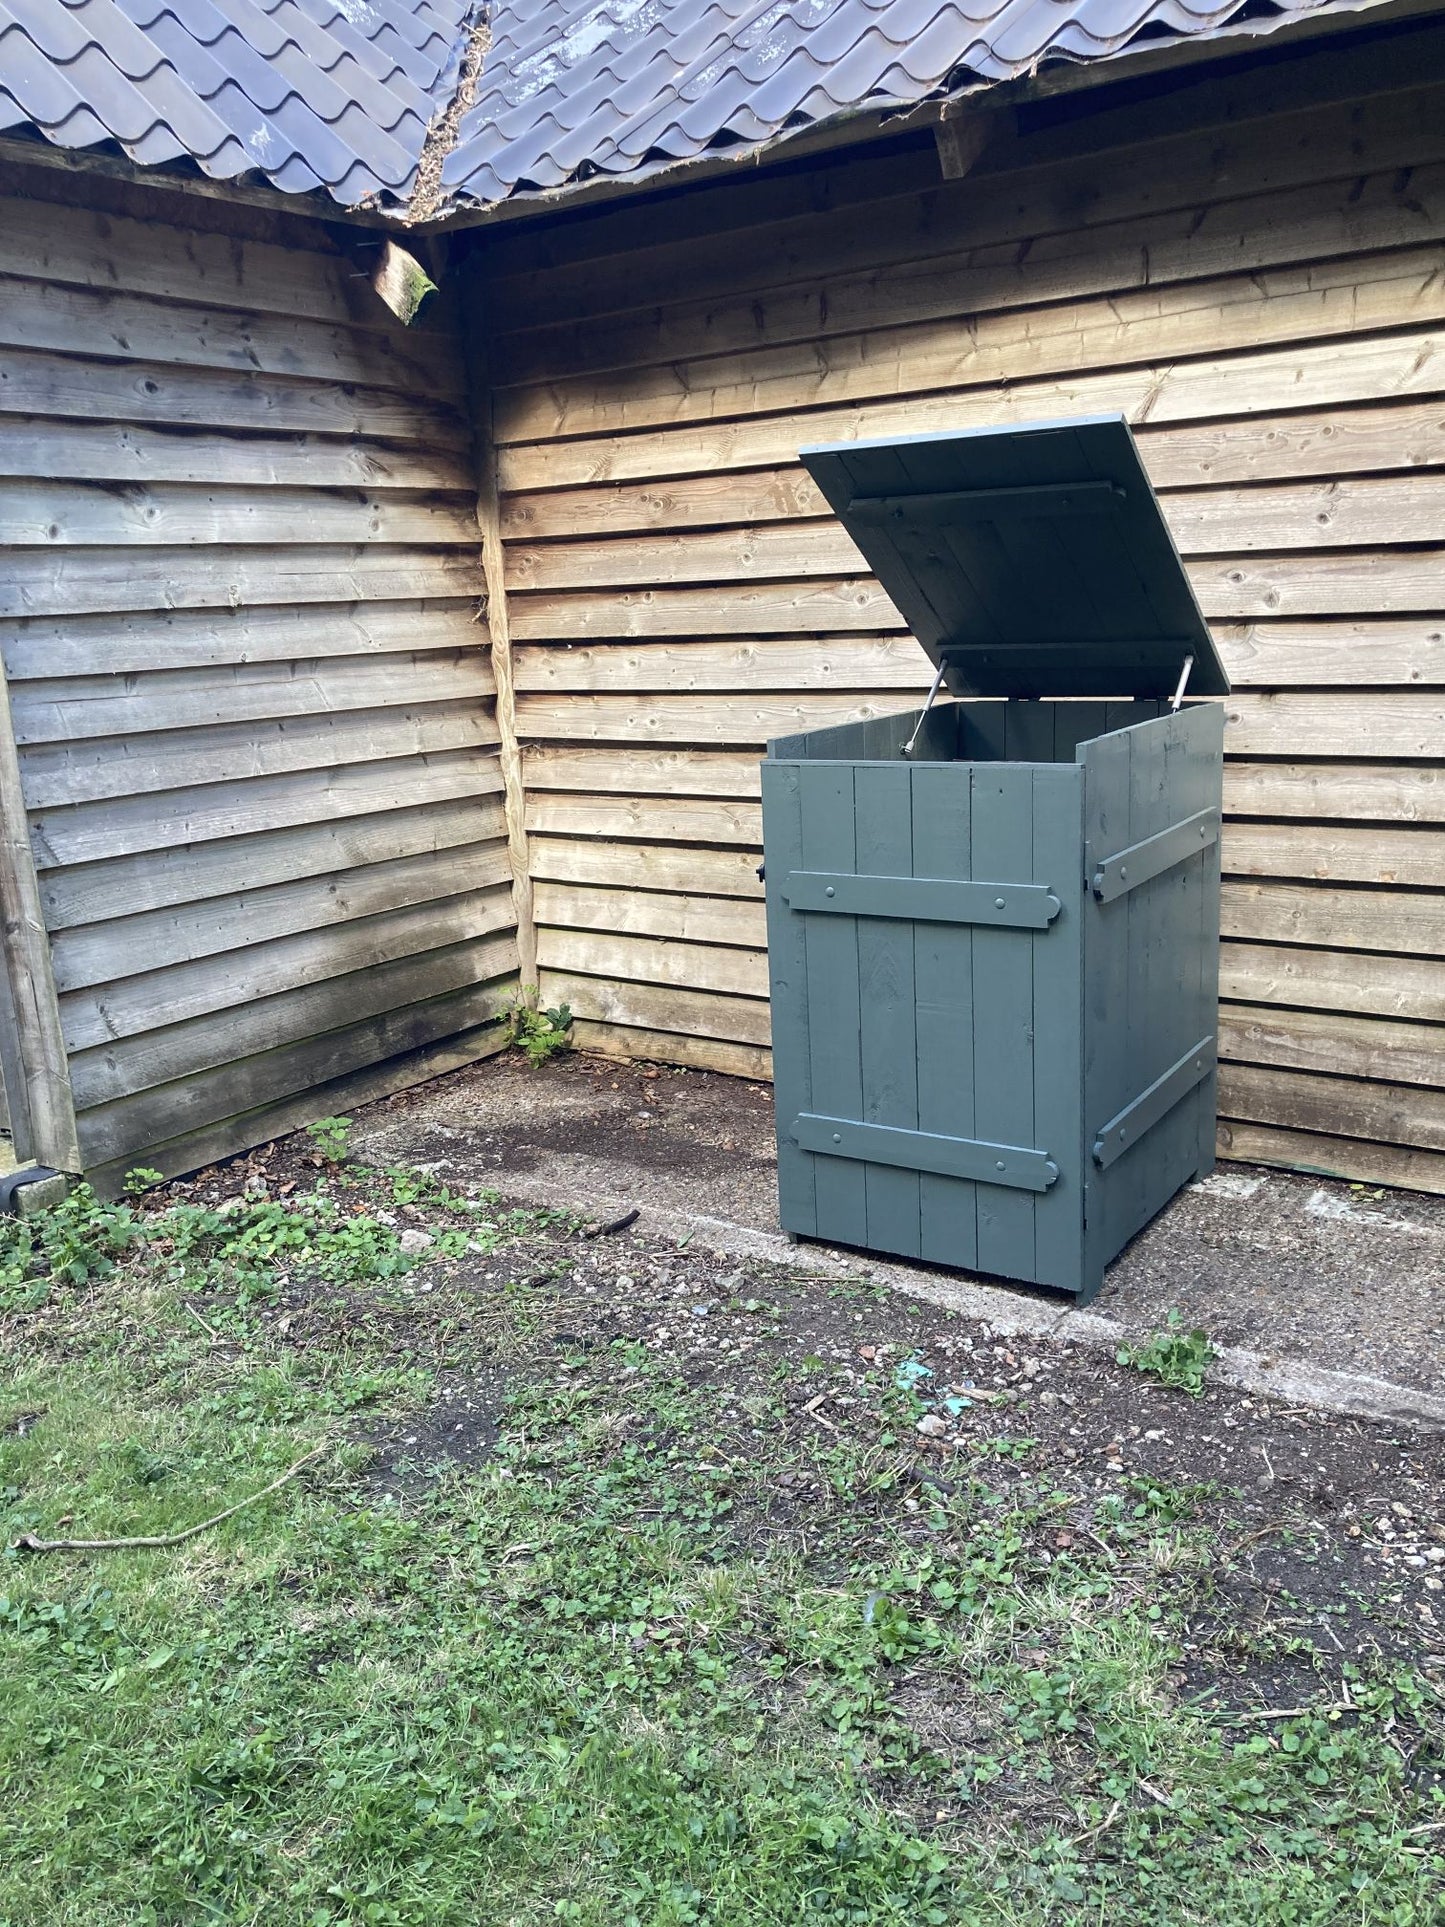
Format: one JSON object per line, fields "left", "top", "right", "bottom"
{"left": 0, "top": 0, "right": 1386, "bottom": 210}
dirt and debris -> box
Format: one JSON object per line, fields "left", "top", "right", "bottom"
{"left": 347, "top": 1052, "right": 1445, "bottom": 1402}
{"left": 153, "top": 1110, "right": 1445, "bottom": 1722}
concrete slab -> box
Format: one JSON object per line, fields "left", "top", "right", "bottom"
{"left": 348, "top": 1051, "right": 1445, "bottom": 1418}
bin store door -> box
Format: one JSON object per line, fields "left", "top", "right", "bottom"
{"left": 761, "top": 754, "right": 1089, "bottom": 1293}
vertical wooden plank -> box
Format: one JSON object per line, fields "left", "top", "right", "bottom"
{"left": 0, "top": 660, "right": 79, "bottom": 1169}
{"left": 1004, "top": 702, "right": 1055, "bottom": 763}
{"left": 1117, "top": 715, "right": 1171, "bottom": 1251}
{"left": 1029, "top": 763, "right": 1086, "bottom": 1291}
{"left": 797, "top": 762, "right": 868, "bottom": 1248}
{"left": 1079, "top": 723, "right": 1132, "bottom": 1295}
{"left": 854, "top": 762, "right": 921, "bottom": 1259}
{"left": 1190, "top": 703, "right": 1226, "bottom": 1182}
{"left": 971, "top": 759, "right": 1036, "bottom": 1281}
{"left": 960, "top": 701, "right": 1009, "bottom": 761}
{"left": 760, "top": 758, "right": 816, "bottom": 1236}
{"left": 461, "top": 297, "right": 535, "bottom": 996}
{"left": 911, "top": 760, "right": 979, "bottom": 1269}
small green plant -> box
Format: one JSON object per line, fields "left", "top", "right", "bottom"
{"left": 508, "top": 993, "right": 573, "bottom": 1069}
{"left": 305, "top": 1115, "right": 352, "bottom": 1164}
{"left": 1116, "top": 1309, "right": 1215, "bottom": 1396}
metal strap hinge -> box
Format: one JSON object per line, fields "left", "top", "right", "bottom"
{"left": 1091, "top": 1036, "right": 1215, "bottom": 1169}
{"left": 784, "top": 871, "right": 1061, "bottom": 929}
{"left": 1091, "top": 807, "right": 1219, "bottom": 903}
{"left": 794, "top": 1113, "right": 1059, "bottom": 1192}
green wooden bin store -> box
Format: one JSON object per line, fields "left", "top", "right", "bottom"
{"left": 760, "top": 415, "right": 1230, "bottom": 1302}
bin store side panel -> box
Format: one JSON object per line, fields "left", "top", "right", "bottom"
{"left": 759, "top": 760, "right": 817, "bottom": 1236}
{"left": 1080, "top": 704, "right": 1224, "bottom": 1290}
{"left": 764, "top": 754, "right": 1087, "bottom": 1284}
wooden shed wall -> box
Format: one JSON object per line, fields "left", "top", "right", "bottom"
{"left": 0, "top": 163, "right": 512, "bottom": 1189}
{"left": 475, "top": 22, "right": 1445, "bottom": 1194}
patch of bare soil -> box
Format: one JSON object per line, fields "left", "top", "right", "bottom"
{"left": 181, "top": 1127, "right": 1445, "bottom": 1729}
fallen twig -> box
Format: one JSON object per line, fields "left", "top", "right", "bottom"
{"left": 183, "top": 1300, "right": 221, "bottom": 1345}
{"left": 10, "top": 1443, "right": 328, "bottom": 1554}
{"left": 1067, "top": 1798, "right": 1122, "bottom": 1847}
{"left": 1213, "top": 1700, "right": 1354, "bottom": 1723}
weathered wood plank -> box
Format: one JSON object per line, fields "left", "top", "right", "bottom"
{"left": 495, "top": 153, "right": 1445, "bottom": 389}
{"left": 0, "top": 192, "right": 406, "bottom": 330}
{"left": 513, "top": 691, "right": 1441, "bottom": 757}
{"left": 1221, "top": 942, "right": 1445, "bottom": 1022}
{"left": 510, "top": 624, "right": 1443, "bottom": 695}
{"left": 494, "top": 247, "right": 1445, "bottom": 443}
{"left": 1220, "top": 1002, "right": 1445, "bottom": 1089}
{"left": 1, "top": 480, "right": 479, "bottom": 549}
{"left": 0, "top": 416, "right": 475, "bottom": 491}
{"left": 514, "top": 690, "right": 899, "bottom": 744}
{"left": 1224, "top": 822, "right": 1445, "bottom": 888}
{"left": 566, "top": 1018, "right": 772, "bottom": 1080}
{"left": 50, "top": 840, "right": 514, "bottom": 991}
{"left": 76, "top": 976, "right": 517, "bottom": 1169}
{"left": 528, "top": 834, "right": 764, "bottom": 899}
{"left": 487, "top": 74, "right": 1445, "bottom": 331}
{"left": 1221, "top": 882, "right": 1445, "bottom": 957}
{"left": 538, "top": 971, "right": 772, "bottom": 1048}
{"left": 513, "top": 636, "right": 931, "bottom": 695}
{"left": 524, "top": 745, "right": 760, "bottom": 798}
{"left": 30, "top": 751, "right": 504, "bottom": 871}
{"left": 0, "top": 546, "right": 479, "bottom": 621}
{"left": 0, "top": 346, "right": 471, "bottom": 447}
{"left": 0, "top": 275, "right": 458, "bottom": 398}
{"left": 1222, "top": 693, "right": 1445, "bottom": 759}
{"left": 10, "top": 653, "right": 492, "bottom": 746}
{"left": 0, "top": 600, "right": 489, "bottom": 682}
{"left": 534, "top": 880, "right": 769, "bottom": 948}
{"left": 1216, "top": 1118, "right": 1445, "bottom": 1194}
{"left": 83, "top": 1017, "right": 513, "bottom": 1198}
{"left": 61, "top": 891, "right": 516, "bottom": 1052}
{"left": 496, "top": 329, "right": 1445, "bottom": 491}
{"left": 0, "top": 660, "right": 78, "bottom": 1169}
{"left": 526, "top": 794, "right": 762, "bottom": 846}
{"left": 70, "top": 930, "right": 519, "bottom": 1109}
{"left": 18, "top": 702, "right": 498, "bottom": 808}
{"left": 1217, "top": 1062, "right": 1445, "bottom": 1151}
{"left": 1224, "top": 762, "right": 1445, "bottom": 823}
{"left": 42, "top": 803, "right": 508, "bottom": 935}
{"left": 535, "top": 927, "right": 768, "bottom": 999}
{"left": 506, "top": 557, "right": 1445, "bottom": 640}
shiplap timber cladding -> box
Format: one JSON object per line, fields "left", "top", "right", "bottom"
{"left": 0, "top": 162, "right": 513, "bottom": 1189}
{"left": 478, "top": 24, "right": 1445, "bottom": 1194}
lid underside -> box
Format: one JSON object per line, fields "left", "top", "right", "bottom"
{"left": 799, "top": 415, "right": 1230, "bottom": 701}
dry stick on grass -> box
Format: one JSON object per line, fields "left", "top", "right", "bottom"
{"left": 9, "top": 1443, "right": 328, "bottom": 1555}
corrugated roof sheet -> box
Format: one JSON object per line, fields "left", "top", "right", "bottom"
{"left": 0, "top": 0, "right": 1392, "bottom": 212}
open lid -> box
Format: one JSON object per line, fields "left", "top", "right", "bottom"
{"left": 800, "top": 415, "right": 1229, "bottom": 700}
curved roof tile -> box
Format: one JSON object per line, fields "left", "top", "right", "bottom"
{"left": 0, "top": 0, "right": 1390, "bottom": 211}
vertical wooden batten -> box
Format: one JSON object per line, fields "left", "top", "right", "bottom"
{"left": 462, "top": 267, "right": 538, "bottom": 1000}
{"left": 0, "top": 658, "right": 79, "bottom": 1172}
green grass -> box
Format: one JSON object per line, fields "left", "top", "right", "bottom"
{"left": 0, "top": 1168, "right": 1440, "bottom": 1925}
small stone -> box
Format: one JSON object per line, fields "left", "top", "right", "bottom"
{"left": 916, "top": 1414, "right": 948, "bottom": 1438}
{"left": 398, "top": 1228, "right": 434, "bottom": 1254}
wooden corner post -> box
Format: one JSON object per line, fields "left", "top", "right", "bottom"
{"left": 460, "top": 260, "right": 538, "bottom": 1004}
{"left": 0, "top": 660, "right": 80, "bottom": 1172}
